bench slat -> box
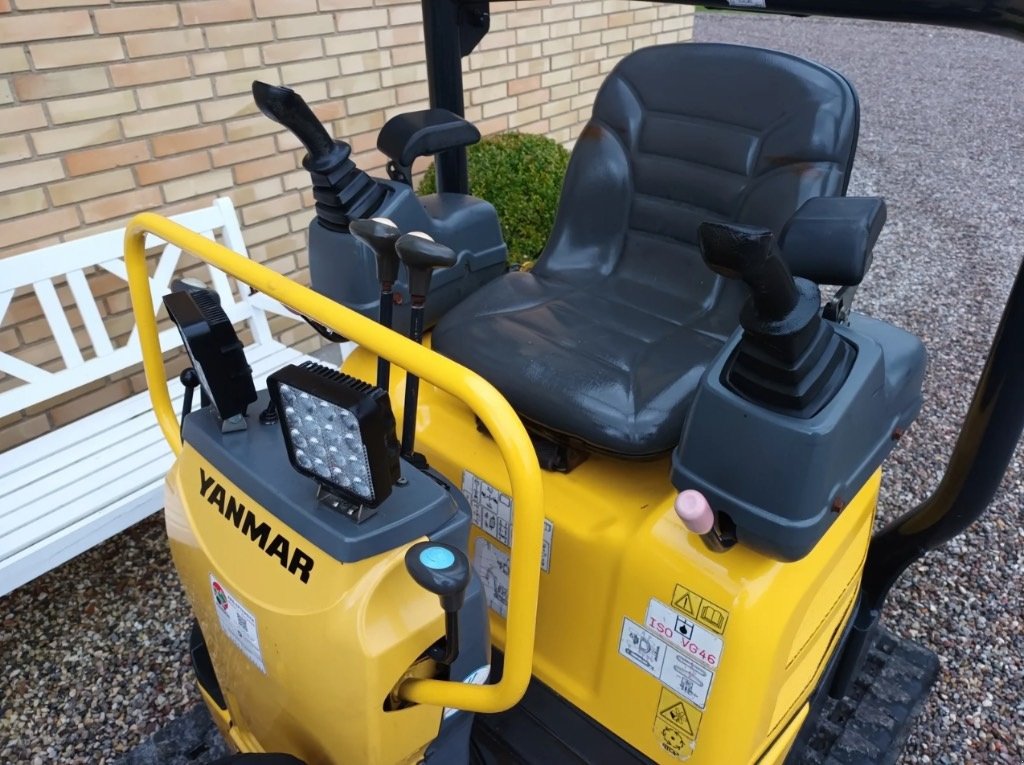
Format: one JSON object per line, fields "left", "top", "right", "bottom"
{"left": 0, "top": 346, "right": 320, "bottom": 565}
{"left": 2, "top": 425, "right": 171, "bottom": 517}
{"left": 34, "top": 278, "right": 84, "bottom": 369}
{"left": 0, "top": 340, "right": 299, "bottom": 484}
{"left": 0, "top": 481, "right": 164, "bottom": 598}
{"left": 66, "top": 268, "right": 115, "bottom": 358}
{"left": 0, "top": 445, "right": 175, "bottom": 560}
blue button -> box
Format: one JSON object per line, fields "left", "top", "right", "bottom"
{"left": 420, "top": 546, "right": 455, "bottom": 570}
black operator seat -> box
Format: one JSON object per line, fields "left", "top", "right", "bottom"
{"left": 432, "top": 43, "right": 861, "bottom": 457}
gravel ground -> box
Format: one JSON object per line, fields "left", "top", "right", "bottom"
{"left": 2, "top": 12, "right": 1023, "bottom": 765}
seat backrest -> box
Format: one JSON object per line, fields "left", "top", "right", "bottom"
{"left": 0, "top": 197, "right": 273, "bottom": 419}
{"left": 534, "top": 42, "right": 859, "bottom": 320}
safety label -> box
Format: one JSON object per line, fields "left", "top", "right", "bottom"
{"left": 656, "top": 686, "right": 703, "bottom": 738}
{"left": 645, "top": 598, "right": 723, "bottom": 670}
{"left": 651, "top": 687, "right": 704, "bottom": 760}
{"left": 473, "top": 537, "right": 510, "bottom": 618}
{"left": 463, "top": 470, "right": 553, "bottom": 572}
{"left": 210, "top": 574, "right": 265, "bottom": 673}
{"left": 618, "top": 618, "right": 714, "bottom": 709}
{"left": 653, "top": 717, "right": 697, "bottom": 761}
{"left": 671, "top": 584, "right": 729, "bottom": 635}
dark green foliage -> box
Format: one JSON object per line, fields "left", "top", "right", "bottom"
{"left": 418, "top": 132, "right": 570, "bottom": 265}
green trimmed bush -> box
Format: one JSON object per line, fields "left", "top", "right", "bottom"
{"left": 418, "top": 132, "right": 570, "bottom": 265}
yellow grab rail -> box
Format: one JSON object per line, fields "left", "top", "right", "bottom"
{"left": 124, "top": 212, "right": 544, "bottom": 714}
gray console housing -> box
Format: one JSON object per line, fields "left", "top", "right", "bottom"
{"left": 308, "top": 180, "right": 508, "bottom": 334}
{"left": 671, "top": 313, "right": 926, "bottom": 561}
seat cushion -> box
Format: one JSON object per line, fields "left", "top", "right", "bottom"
{"left": 434, "top": 42, "right": 860, "bottom": 458}
{"left": 433, "top": 270, "right": 736, "bottom": 457}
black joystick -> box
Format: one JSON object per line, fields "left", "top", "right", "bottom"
{"left": 395, "top": 234, "right": 458, "bottom": 459}
{"left": 698, "top": 221, "right": 855, "bottom": 418}
{"left": 349, "top": 218, "right": 403, "bottom": 391}
{"left": 252, "top": 81, "right": 386, "bottom": 229}
{"left": 405, "top": 541, "right": 471, "bottom": 666}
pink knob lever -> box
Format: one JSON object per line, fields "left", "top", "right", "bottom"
{"left": 674, "top": 490, "right": 715, "bottom": 535}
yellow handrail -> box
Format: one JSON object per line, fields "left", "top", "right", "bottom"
{"left": 124, "top": 212, "right": 544, "bottom": 714}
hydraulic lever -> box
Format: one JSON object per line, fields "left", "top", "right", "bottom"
{"left": 404, "top": 541, "right": 471, "bottom": 668}
{"left": 394, "top": 233, "right": 457, "bottom": 460}
{"left": 252, "top": 81, "right": 386, "bottom": 229}
{"left": 349, "top": 217, "right": 404, "bottom": 391}
{"left": 698, "top": 221, "right": 854, "bottom": 417}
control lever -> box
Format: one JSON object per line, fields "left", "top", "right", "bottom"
{"left": 404, "top": 542, "right": 471, "bottom": 667}
{"left": 349, "top": 217, "right": 403, "bottom": 391}
{"left": 395, "top": 233, "right": 457, "bottom": 460}
{"left": 252, "top": 81, "right": 340, "bottom": 168}
{"left": 251, "top": 81, "right": 386, "bottom": 228}
{"left": 698, "top": 221, "right": 854, "bottom": 417}
{"left": 698, "top": 222, "right": 800, "bottom": 321}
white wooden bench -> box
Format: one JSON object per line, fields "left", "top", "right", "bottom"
{"left": 0, "top": 197, "right": 321, "bottom": 597}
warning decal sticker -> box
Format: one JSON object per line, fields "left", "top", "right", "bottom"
{"left": 463, "top": 470, "right": 553, "bottom": 571}
{"left": 671, "top": 584, "right": 729, "bottom": 635}
{"left": 657, "top": 686, "right": 703, "bottom": 737}
{"left": 619, "top": 617, "right": 667, "bottom": 677}
{"left": 210, "top": 574, "right": 265, "bottom": 673}
{"left": 617, "top": 585, "right": 731, "bottom": 758}
{"left": 653, "top": 686, "right": 704, "bottom": 760}
{"left": 645, "top": 598, "right": 723, "bottom": 670}
{"left": 618, "top": 618, "right": 715, "bottom": 709}
{"left": 473, "top": 537, "right": 510, "bottom": 618}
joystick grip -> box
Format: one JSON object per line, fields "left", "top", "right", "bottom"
{"left": 405, "top": 542, "right": 471, "bottom": 613}
{"left": 395, "top": 234, "right": 457, "bottom": 301}
{"left": 350, "top": 218, "right": 402, "bottom": 286}
{"left": 252, "top": 81, "right": 337, "bottom": 167}
{"left": 698, "top": 221, "right": 799, "bottom": 321}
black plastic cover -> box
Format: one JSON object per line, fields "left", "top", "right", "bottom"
{"left": 780, "top": 196, "right": 887, "bottom": 286}
{"left": 377, "top": 108, "right": 481, "bottom": 169}
{"left": 672, "top": 313, "right": 926, "bottom": 561}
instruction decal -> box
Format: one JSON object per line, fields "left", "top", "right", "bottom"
{"left": 618, "top": 617, "right": 715, "bottom": 708}
{"left": 645, "top": 598, "right": 723, "bottom": 670}
{"left": 463, "top": 470, "right": 553, "bottom": 571}
{"left": 671, "top": 584, "right": 729, "bottom": 635}
{"left": 210, "top": 574, "right": 265, "bottom": 673}
{"left": 473, "top": 537, "right": 510, "bottom": 618}
{"left": 660, "top": 650, "right": 713, "bottom": 709}
{"left": 619, "top": 617, "right": 667, "bottom": 677}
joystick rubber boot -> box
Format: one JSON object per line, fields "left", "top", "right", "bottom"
{"left": 698, "top": 221, "right": 855, "bottom": 417}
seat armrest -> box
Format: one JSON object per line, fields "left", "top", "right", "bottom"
{"left": 377, "top": 109, "right": 481, "bottom": 184}
{"left": 779, "top": 196, "right": 887, "bottom": 286}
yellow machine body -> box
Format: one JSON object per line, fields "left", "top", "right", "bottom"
{"left": 127, "top": 215, "right": 881, "bottom": 765}
{"left": 165, "top": 445, "right": 449, "bottom": 764}
{"left": 344, "top": 348, "right": 874, "bottom": 764}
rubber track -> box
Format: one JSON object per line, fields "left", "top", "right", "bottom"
{"left": 120, "top": 628, "right": 938, "bottom": 764}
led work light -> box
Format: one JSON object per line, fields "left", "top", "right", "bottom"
{"left": 163, "top": 287, "right": 257, "bottom": 430}
{"left": 267, "top": 361, "right": 401, "bottom": 516}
